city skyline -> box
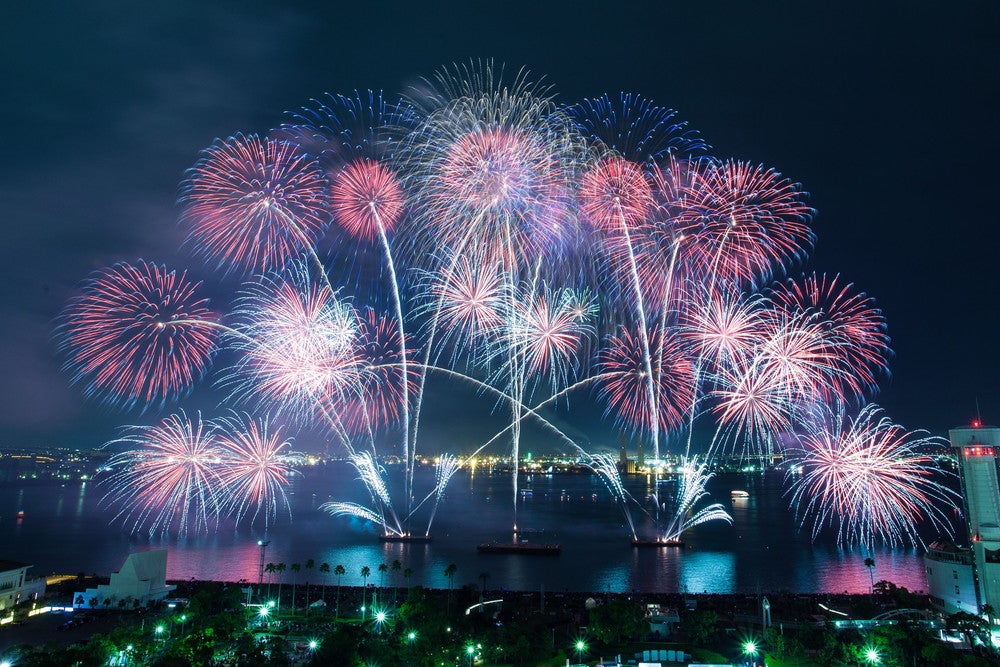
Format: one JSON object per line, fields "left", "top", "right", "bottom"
{"left": 2, "top": 2, "right": 998, "bottom": 450}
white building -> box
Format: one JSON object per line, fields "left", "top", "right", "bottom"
{"left": 949, "top": 426, "right": 1000, "bottom": 615}
{"left": 74, "top": 550, "right": 175, "bottom": 609}
{"left": 0, "top": 560, "right": 45, "bottom": 611}
{"left": 924, "top": 540, "right": 978, "bottom": 615}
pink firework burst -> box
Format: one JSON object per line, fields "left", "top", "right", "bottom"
{"left": 228, "top": 265, "right": 362, "bottom": 422}
{"left": 786, "top": 404, "right": 958, "bottom": 549}
{"left": 57, "top": 261, "right": 218, "bottom": 410}
{"left": 502, "top": 285, "right": 595, "bottom": 395}
{"left": 421, "top": 253, "right": 506, "bottom": 360}
{"left": 709, "top": 354, "right": 796, "bottom": 457}
{"left": 677, "top": 159, "right": 814, "bottom": 286}
{"left": 680, "top": 285, "right": 767, "bottom": 372}
{"left": 579, "top": 156, "right": 653, "bottom": 232}
{"left": 426, "top": 126, "right": 571, "bottom": 264}
{"left": 102, "top": 411, "right": 223, "bottom": 536}
{"left": 180, "top": 134, "right": 329, "bottom": 274}
{"left": 338, "top": 308, "right": 419, "bottom": 435}
{"left": 214, "top": 412, "right": 300, "bottom": 529}
{"left": 597, "top": 326, "right": 696, "bottom": 434}
{"left": 769, "top": 273, "right": 890, "bottom": 400}
{"left": 330, "top": 159, "right": 405, "bottom": 240}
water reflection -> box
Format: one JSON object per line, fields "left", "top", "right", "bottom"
{"left": 1, "top": 467, "right": 934, "bottom": 594}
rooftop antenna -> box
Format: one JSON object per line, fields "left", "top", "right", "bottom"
{"left": 974, "top": 397, "right": 983, "bottom": 428}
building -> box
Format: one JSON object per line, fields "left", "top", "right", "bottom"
{"left": 924, "top": 540, "right": 978, "bottom": 615}
{"left": 0, "top": 560, "right": 46, "bottom": 612}
{"left": 74, "top": 550, "right": 175, "bottom": 609}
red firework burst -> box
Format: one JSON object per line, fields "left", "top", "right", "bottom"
{"left": 337, "top": 308, "right": 419, "bottom": 434}
{"left": 597, "top": 326, "right": 696, "bottom": 434}
{"left": 769, "top": 273, "right": 890, "bottom": 400}
{"left": 180, "top": 134, "right": 329, "bottom": 274}
{"left": 579, "top": 156, "right": 653, "bottom": 232}
{"left": 330, "top": 159, "right": 405, "bottom": 240}
{"left": 57, "top": 261, "right": 218, "bottom": 410}
{"left": 677, "top": 160, "right": 814, "bottom": 286}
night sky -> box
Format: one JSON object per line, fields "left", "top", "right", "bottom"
{"left": 3, "top": 2, "right": 998, "bottom": 450}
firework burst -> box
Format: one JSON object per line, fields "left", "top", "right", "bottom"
{"left": 56, "top": 261, "right": 218, "bottom": 410}
{"left": 214, "top": 412, "right": 302, "bottom": 529}
{"left": 786, "top": 404, "right": 958, "bottom": 549}
{"left": 180, "top": 134, "right": 330, "bottom": 275}
{"left": 102, "top": 411, "right": 222, "bottom": 537}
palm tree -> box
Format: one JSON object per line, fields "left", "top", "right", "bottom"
{"left": 290, "top": 563, "right": 301, "bottom": 614}
{"left": 863, "top": 557, "right": 876, "bottom": 596}
{"left": 334, "top": 564, "right": 346, "bottom": 619}
{"left": 377, "top": 563, "right": 388, "bottom": 605}
{"left": 304, "top": 559, "right": 315, "bottom": 614}
{"left": 391, "top": 559, "right": 402, "bottom": 605}
{"left": 445, "top": 563, "right": 457, "bottom": 615}
{"left": 319, "top": 562, "right": 331, "bottom": 607}
{"left": 276, "top": 563, "right": 287, "bottom": 609}
{"left": 478, "top": 571, "right": 490, "bottom": 602}
{"left": 265, "top": 562, "right": 276, "bottom": 601}
{"left": 361, "top": 566, "right": 372, "bottom": 619}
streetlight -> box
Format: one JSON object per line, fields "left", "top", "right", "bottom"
{"left": 307, "top": 639, "right": 318, "bottom": 651}
{"left": 863, "top": 646, "right": 880, "bottom": 664}
{"left": 575, "top": 638, "right": 588, "bottom": 662}
{"left": 742, "top": 640, "right": 758, "bottom": 666}
{"left": 178, "top": 613, "right": 187, "bottom": 635}
{"left": 466, "top": 644, "right": 476, "bottom": 667}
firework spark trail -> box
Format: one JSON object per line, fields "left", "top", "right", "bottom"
{"left": 786, "top": 404, "right": 958, "bottom": 550}
{"left": 56, "top": 261, "right": 219, "bottom": 411}
{"left": 422, "top": 454, "right": 461, "bottom": 536}
{"left": 580, "top": 156, "right": 664, "bottom": 510}
{"left": 331, "top": 159, "right": 417, "bottom": 522}
{"left": 401, "top": 62, "right": 585, "bottom": 530}
{"left": 659, "top": 457, "right": 733, "bottom": 542}
{"left": 586, "top": 453, "right": 640, "bottom": 540}
{"left": 102, "top": 411, "right": 223, "bottom": 537}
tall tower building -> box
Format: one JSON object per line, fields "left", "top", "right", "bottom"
{"left": 951, "top": 425, "right": 1000, "bottom": 614}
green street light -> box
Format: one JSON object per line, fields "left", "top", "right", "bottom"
{"left": 408, "top": 631, "right": 416, "bottom": 641}
{"left": 308, "top": 640, "right": 318, "bottom": 651}
{"left": 864, "top": 646, "right": 880, "bottom": 664}
{"left": 466, "top": 644, "right": 476, "bottom": 667}
{"left": 575, "top": 638, "right": 587, "bottom": 661}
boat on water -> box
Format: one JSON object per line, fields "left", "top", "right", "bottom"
{"left": 730, "top": 490, "right": 750, "bottom": 499}
{"left": 631, "top": 538, "right": 684, "bottom": 548}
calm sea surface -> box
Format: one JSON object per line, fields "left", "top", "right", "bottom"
{"left": 0, "top": 463, "right": 942, "bottom": 595}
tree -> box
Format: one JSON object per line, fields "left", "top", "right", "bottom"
{"left": 377, "top": 563, "right": 388, "bottom": 605}
{"left": 290, "top": 563, "right": 301, "bottom": 613}
{"left": 947, "top": 610, "right": 990, "bottom": 647}
{"left": 304, "top": 559, "right": 315, "bottom": 614}
{"left": 403, "top": 567, "right": 413, "bottom": 594}
{"left": 361, "top": 566, "right": 371, "bottom": 619}
{"left": 863, "top": 557, "right": 876, "bottom": 596}
{"left": 265, "top": 562, "right": 276, "bottom": 601}
{"left": 445, "top": 563, "right": 457, "bottom": 615}
{"left": 319, "top": 562, "right": 331, "bottom": 606}
{"left": 589, "top": 598, "right": 644, "bottom": 644}
{"left": 681, "top": 609, "right": 719, "bottom": 646}
{"left": 391, "top": 559, "right": 402, "bottom": 604}
{"left": 276, "top": 563, "right": 287, "bottom": 609}
{"left": 334, "top": 564, "right": 346, "bottom": 619}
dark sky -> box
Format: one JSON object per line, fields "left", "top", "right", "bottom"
{"left": 2, "top": 1, "right": 998, "bottom": 450}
